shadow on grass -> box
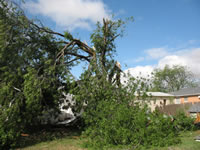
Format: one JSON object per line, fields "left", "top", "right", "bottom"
{"left": 16, "top": 125, "right": 83, "bottom": 149}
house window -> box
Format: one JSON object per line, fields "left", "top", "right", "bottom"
{"left": 176, "top": 98, "right": 181, "bottom": 104}
{"left": 184, "top": 97, "right": 188, "bottom": 103}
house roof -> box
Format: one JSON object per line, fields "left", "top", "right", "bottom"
{"left": 171, "top": 87, "right": 200, "bottom": 97}
{"left": 147, "top": 92, "right": 174, "bottom": 97}
{"left": 188, "top": 103, "right": 200, "bottom": 113}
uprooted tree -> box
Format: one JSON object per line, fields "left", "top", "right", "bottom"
{"left": 0, "top": 1, "right": 194, "bottom": 149}
{"left": 0, "top": 0, "right": 127, "bottom": 148}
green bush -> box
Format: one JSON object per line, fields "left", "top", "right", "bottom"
{"left": 144, "top": 111, "right": 180, "bottom": 147}
{"left": 174, "top": 111, "right": 196, "bottom": 131}
{"left": 82, "top": 101, "right": 180, "bottom": 149}
{"left": 72, "top": 74, "right": 180, "bottom": 150}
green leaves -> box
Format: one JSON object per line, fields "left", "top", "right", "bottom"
{"left": 23, "top": 68, "right": 42, "bottom": 119}
{"left": 0, "top": 1, "right": 68, "bottom": 148}
{"left": 152, "top": 65, "right": 196, "bottom": 92}
{"left": 73, "top": 72, "right": 180, "bottom": 149}
{"left": 174, "top": 111, "right": 196, "bottom": 131}
{"left": 64, "top": 31, "right": 73, "bottom": 40}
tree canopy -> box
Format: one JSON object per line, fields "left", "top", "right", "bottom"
{"left": 151, "top": 65, "right": 196, "bottom": 92}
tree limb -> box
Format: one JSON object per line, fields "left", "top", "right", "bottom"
{"left": 30, "top": 22, "right": 65, "bottom": 37}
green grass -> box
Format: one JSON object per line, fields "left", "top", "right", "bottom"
{"left": 16, "top": 129, "right": 200, "bottom": 150}
{"left": 16, "top": 126, "right": 85, "bottom": 150}
{"left": 146, "top": 130, "right": 200, "bottom": 150}
{"left": 159, "top": 130, "right": 200, "bottom": 150}
{"left": 17, "top": 137, "right": 85, "bottom": 150}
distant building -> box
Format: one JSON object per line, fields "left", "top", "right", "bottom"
{"left": 146, "top": 92, "right": 174, "bottom": 111}
{"left": 171, "top": 87, "right": 200, "bottom": 104}
{"left": 136, "top": 92, "right": 174, "bottom": 111}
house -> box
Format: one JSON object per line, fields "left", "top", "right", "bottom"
{"left": 146, "top": 92, "right": 174, "bottom": 111}
{"left": 171, "top": 87, "right": 200, "bottom": 104}
{"left": 136, "top": 92, "right": 174, "bottom": 111}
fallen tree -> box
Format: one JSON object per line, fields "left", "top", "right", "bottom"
{"left": 0, "top": 0, "right": 127, "bottom": 148}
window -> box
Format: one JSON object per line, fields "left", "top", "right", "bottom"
{"left": 176, "top": 98, "right": 181, "bottom": 104}
{"left": 184, "top": 97, "right": 188, "bottom": 103}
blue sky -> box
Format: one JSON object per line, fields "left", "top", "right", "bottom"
{"left": 23, "top": 0, "right": 200, "bottom": 78}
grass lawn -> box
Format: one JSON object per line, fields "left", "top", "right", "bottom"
{"left": 17, "top": 137, "right": 85, "bottom": 150}
{"left": 16, "top": 129, "right": 200, "bottom": 150}
{"left": 16, "top": 126, "right": 86, "bottom": 150}
{"left": 157, "top": 130, "right": 200, "bottom": 150}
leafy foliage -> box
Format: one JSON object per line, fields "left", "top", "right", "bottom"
{"left": 0, "top": 1, "right": 194, "bottom": 149}
{"left": 152, "top": 65, "right": 196, "bottom": 92}
{"left": 0, "top": 1, "right": 70, "bottom": 148}
{"left": 73, "top": 73, "right": 180, "bottom": 150}
{"left": 67, "top": 17, "right": 182, "bottom": 150}
{"left": 174, "top": 111, "right": 196, "bottom": 131}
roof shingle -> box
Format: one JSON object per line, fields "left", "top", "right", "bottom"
{"left": 171, "top": 87, "right": 200, "bottom": 96}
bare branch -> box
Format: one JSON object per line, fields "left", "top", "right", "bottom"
{"left": 30, "top": 22, "right": 65, "bottom": 37}
{"left": 13, "top": 86, "right": 21, "bottom": 92}
{"left": 56, "top": 41, "right": 74, "bottom": 60}
{"left": 66, "top": 52, "right": 91, "bottom": 62}
{"left": 110, "top": 34, "right": 120, "bottom": 42}
{"left": 73, "top": 39, "right": 95, "bottom": 57}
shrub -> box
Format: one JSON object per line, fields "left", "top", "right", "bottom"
{"left": 144, "top": 111, "right": 180, "bottom": 147}
{"left": 72, "top": 73, "right": 181, "bottom": 149}
{"left": 174, "top": 111, "right": 196, "bottom": 131}
{"left": 82, "top": 101, "right": 180, "bottom": 149}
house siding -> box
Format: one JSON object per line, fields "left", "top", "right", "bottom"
{"left": 149, "top": 97, "right": 172, "bottom": 111}
{"left": 136, "top": 96, "right": 173, "bottom": 111}
{"left": 180, "top": 95, "right": 200, "bottom": 104}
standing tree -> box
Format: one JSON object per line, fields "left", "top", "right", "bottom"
{"left": 151, "top": 65, "right": 196, "bottom": 92}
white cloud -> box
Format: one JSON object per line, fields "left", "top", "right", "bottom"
{"left": 24, "top": 0, "right": 111, "bottom": 30}
{"left": 158, "top": 55, "right": 187, "bottom": 68}
{"left": 145, "top": 47, "right": 169, "bottom": 59}
{"left": 121, "top": 66, "right": 154, "bottom": 85}
{"left": 124, "top": 48, "right": 200, "bottom": 79}
{"left": 158, "top": 48, "right": 200, "bottom": 77}
{"left": 124, "top": 66, "right": 154, "bottom": 79}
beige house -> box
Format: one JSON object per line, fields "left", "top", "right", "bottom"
{"left": 146, "top": 92, "right": 174, "bottom": 111}
{"left": 136, "top": 92, "right": 174, "bottom": 111}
